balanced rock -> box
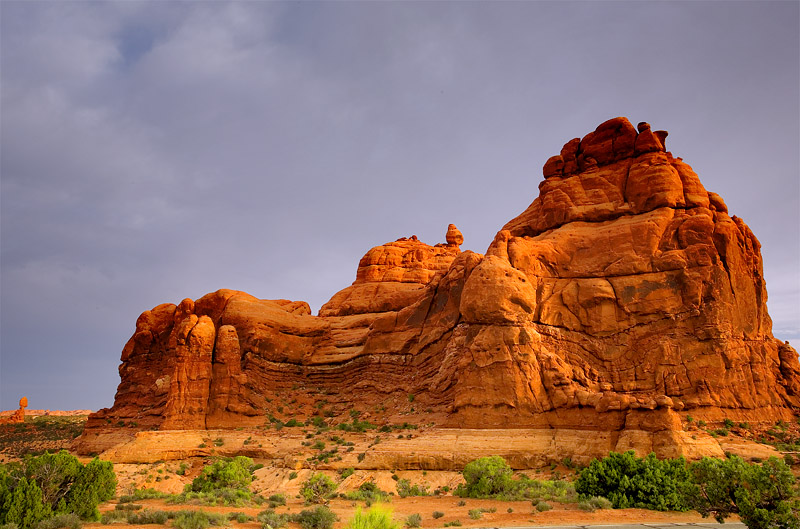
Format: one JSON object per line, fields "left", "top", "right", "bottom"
{"left": 0, "top": 396, "right": 28, "bottom": 425}
{"left": 77, "top": 118, "right": 800, "bottom": 463}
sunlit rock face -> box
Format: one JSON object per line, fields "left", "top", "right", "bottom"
{"left": 77, "top": 118, "right": 799, "bottom": 462}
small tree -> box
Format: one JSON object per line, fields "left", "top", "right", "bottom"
{"left": 686, "top": 455, "right": 800, "bottom": 529}
{"left": 575, "top": 451, "right": 690, "bottom": 511}
{"left": 0, "top": 451, "right": 116, "bottom": 528}
{"left": 458, "top": 456, "right": 513, "bottom": 498}
{"left": 300, "top": 473, "right": 337, "bottom": 504}
{"left": 63, "top": 458, "right": 116, "bottom": 520}
{"left": 23, "top": 451, "right": 82, "bottom": 512}
{"left": 1, "top": 477, "right": 52, "bottom": 529}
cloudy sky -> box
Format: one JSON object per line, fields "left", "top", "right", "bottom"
{"left": 1, "top": 1, "right": 798, "bottom": 411}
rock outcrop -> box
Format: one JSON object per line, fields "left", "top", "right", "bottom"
{"left": 0, "top": 397, "right": 27, "bottom": 425}
{"left": 77, "top": 118, "right": 800, "bottom": 463}
{"left": 319, "top": 234, "right": 461, "bottom": 317}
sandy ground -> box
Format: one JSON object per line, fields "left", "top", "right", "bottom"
{"left": 90, "top": 494, "right": 724, "bottom": 529}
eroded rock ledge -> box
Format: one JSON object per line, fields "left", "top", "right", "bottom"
{"left": 77, "top": 118, "right": 800, "bottom": 464}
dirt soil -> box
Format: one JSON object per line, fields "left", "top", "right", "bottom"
{"left": 90, "top": 494, "right": 723, "bottom": 529}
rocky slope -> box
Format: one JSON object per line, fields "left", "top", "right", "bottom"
{"left": 76, "top": 118, "right": 800, "bottom": 462}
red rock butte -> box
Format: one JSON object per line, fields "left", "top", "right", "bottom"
{"left": 77, "top": 118, "right": 800, "bottom": 465}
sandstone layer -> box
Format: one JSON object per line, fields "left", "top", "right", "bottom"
{"left": 77, "top": 118, "right": 800, "bottom": 464}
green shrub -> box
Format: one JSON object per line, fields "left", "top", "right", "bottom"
{"left": 99, "top": 511, "right": 127, "bottom": 524}
{"left": 575, "top": 451, "right": 690, "bottom": 511}
{"left": 685, "top": 455, "right": 800, "bottom": 529}
{"left": 291, "top": 506, "right": 337, "bottom": 529}
{"left": 344, "top": 482, "right": 389, "bottom": 503}
{"left": 32, "top": 514, "right": 81, "bottom": 529}
{"left": 268, "top": 493, "right": 287, "bottom": 507}
{"left": 345, "top": 505, "right": 398, "bottom": 529}
{"left": 467, "top": 510, "right": 481, "bottom": 520}
{"left": 339, "top": 468, "right": 355, "bottom": 480}
{"left": 257, "top": 509, "right": 288, "bottom": 529}
{"left": 118, "top": 488, "right": 168, "bottom": 503}
{"left": 126, "top": 510, "right": 170, "bottom": 524}
{"left": 535, "top": 501, "right": 551, "bottom": 512}
{"left": 431, "top": 512, "right": 444, "bottom": 520}
{"left": 228, "top": 512, "right": 253, "bottom": 523}
{"left": 443, "top": 521, "right": 461, "bottom": 527}
{"left": 187, "top": 456, "right": 254, "bottom": 493}
{"left": 300, "top": 473, "right": 337, "bottom": 504}
{"left": 395, "top": 479, "right": 428, "bottom": 498}
{"left": 337, "top": 419, "right": 376, "bottom": 433}
{"left": 588, "top": 496, "right": 612, "bottom": 510}
{"left": 168, "top": 487, "right": 256, "bottom": 506}
{"left": 171, "top": 510, "right": 226, "bottom": 529}
{"left": 404, "top": 514, "right": 421, "bottom": 528}
{"left": 456, "top": 456, "right": 513, "bottom": 498}
{"left": 113, "top": 503, "right": 142, "bottom": 511}
{"left": 289, "top": 472, "right": 298, "bottom": 480}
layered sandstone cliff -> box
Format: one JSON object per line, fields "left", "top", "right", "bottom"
{"left": 77, "top": 118, "right": 800, "bottom": 461}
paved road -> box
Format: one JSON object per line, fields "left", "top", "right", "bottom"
{"left": 479, "top": 524, "right": 747, "bottom": 529}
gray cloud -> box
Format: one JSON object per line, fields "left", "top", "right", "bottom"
{"left": 1, "top": 1, "right": 797, "bottom": 410}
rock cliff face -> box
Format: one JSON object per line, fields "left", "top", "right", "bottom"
{"left": 78, "top": 118, "right": 800, "bottom": 461}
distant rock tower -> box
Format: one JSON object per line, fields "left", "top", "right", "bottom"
{"left": 0, "top": 396, "right": 27, "bottom": 425}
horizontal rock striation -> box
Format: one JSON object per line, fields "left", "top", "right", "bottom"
{"left": 77, "top": 118, "right": 800, "bottom": 462}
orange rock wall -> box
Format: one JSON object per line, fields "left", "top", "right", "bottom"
{"left": 80, "top": 118, "right": 800, "bottom": 457}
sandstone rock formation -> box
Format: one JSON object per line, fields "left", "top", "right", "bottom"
{"left": 0, "top": 397, "right": 28, "bottom": 425}
{"left": 77, "top": 118, "right": 800, "bottom": 463}
{"left": 319, "top": 234, "right": 461, "bottom": 317}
